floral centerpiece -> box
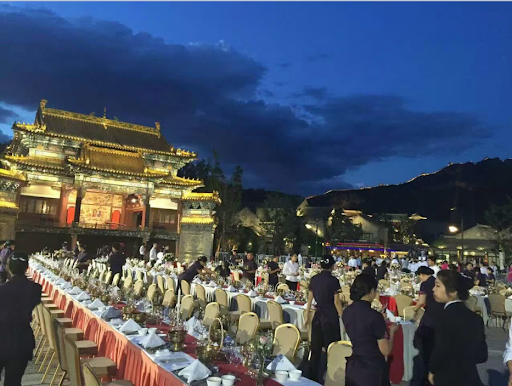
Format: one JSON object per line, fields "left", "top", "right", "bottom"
{"left": 253, "top": 333, "right": 273, "bottom": 386}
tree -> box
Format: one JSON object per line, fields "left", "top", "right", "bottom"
{"left": 485, "top": 197, "right": 512, "bottom": 263}
{"left": 326, "top": 208, "right": 363, "bottom": 244}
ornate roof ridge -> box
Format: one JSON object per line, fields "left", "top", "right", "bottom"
{"left": 182, "top": 191, "right": 221, "bottom": 204}
{"left": 68, "top": 158, "right": 169, "bottom": 178}
{"left": 180, "top": 216, "right": 214, "bottom": 224}
{"left": 85, "top": 144, "right": 142, "bottom": 158}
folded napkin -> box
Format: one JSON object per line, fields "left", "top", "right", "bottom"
{"left": 141, "top": 332, "right": 166, "bottom": 349}
{"left": 274, "top": 295, "right": 286, "bottom": 304}
{"left": 192, "top": 278, "right": 202, "bottom": 284}
{"left": 247, "top": 290, "right": 257, "bottom": 297}
{"left": 155, "top": 348, "right": 171, "bottom": 357}
{"left": 386, "top": 309, "right": 397, "bottom": 323}
{"left": 178, "top": 359, "right": 212, "bottom": 383}
{"left": 77, "top": 291, "right": 91, "bottom": 301}
{"left": 88, "top": 299, "right": 105, "bottom": 310}
{"left": 266, "top": 354, "right": 296, "bottom": 371}
{"left": 208, "top": 281, "right": 218, "bottom": 288}
{"left": 69, "top": 286, "right": 82, "bottom": 295}
{"left": 109, "top": 318, "right": 124, "bottom": 326}
{"left": 101, "top": 306, "right": 122, "bottom": 320}
{"left": 226, "top": 285, "right": 236, "bottom": 292}
{"left": 61, "top": 282, "right": 72, "bottom": 290}
{"left": 185, "top": 316, "right": 203, "bottom": 337}
{"left": 56, "top": 278, "right": 66, "bottom": 285}
{"left": 119, "top": 319, "right": 142, "bottom": 333}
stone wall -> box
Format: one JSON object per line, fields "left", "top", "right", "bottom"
{"left": 178, "top": 223, "right": 214, "bottom": 263}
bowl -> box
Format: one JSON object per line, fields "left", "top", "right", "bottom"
{"left": 275, "top": 371, "right": 288, "bottom": 382}
{"left": 289, "top": 370, "right": 302, "bottom": 381}
{"left": 221, "top": 374, "right": 236, "bottom": 386}
{"left": 289, "top": 301, "right": 296, "bottom": 306}
{"left": 138, "top": 328, "right": 148, "bottom": 336}
{"left": 207, "top": 377, "right": 222, "bottom": 386}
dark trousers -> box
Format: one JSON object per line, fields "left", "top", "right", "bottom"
{"left": 0, "top": 359, "right": 29, "bottom": 386}
{"left": 286, "top": 280, "right": 298, "bottom": 291}
{"left": 0, "top": 271, "right": 7, "bottom": 283}
{"left": 308, "top": 314, "right": 341, "bottom": 383}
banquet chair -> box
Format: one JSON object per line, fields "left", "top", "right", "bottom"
{"left": 299, "top": 280, "right": 309, "bottom": 291}
{"left": 104, "top": 271, "right": 112, "bottom": 285}
{"left": 500, "top": 289, "right": 508, "bottom": 296}
{"left": 157, "top": 275, "right": 165, "bottom": 294}
{"left": 195, "top": 284, "right": 208, "bottom": 310}
{"left": 64, "top": 335, "right": 117, "bottom": 386}
{"left": 126, "top": 268, "right": 132, "bottom": 281}
{"left": 267, "top": 300, "right": 284, "bottom": 330}
{"left": 180, "top": 295, "right": 195, "bottom": 320}
{"left": 162, "top": 289, "right": 176, "bottom": 308}
{"left": 123, "top": 275, "right": 133, "bottom": 290}
{"left": 215, "top": 288, "right": 239, "bottom": 321}
{"left": 466, "top": 296, "right": 478, "bottom": 312}
{"left": 135, "top": 270, "right": 143, "bottom": 282}
{"left": 394, "top": 294, "right": 414, "bottom": 318}
{"left": 87, "top": 264, "right": 93, "bottom": 276}
{"left": 273, "top": 324, "right": 301, "bottom": 360}
{"left": 37, "top": 303, "right": 66, "bottom": 369}
{"left": 235, "top": 312, "right": 260, "bottom": 345}
{"left": 166, "top": 277, "right": 176, "bottom": 291}
{"left": 236, "top": 294, "right": 253, "bottom": 315}
{"left": 112, "top": 273, "right": 121, "bottom": 287}
{"left": 82, "top": 362, "right": 133, "bottom": 386}
{"left": 203, "top": 302, "right": 220, "bottom": 328}
{"left": 378, "top": 279, "right": 390, "bottom": 288}
{"left": 147, "top": 284, "right": 157, "bottom": 303}
{"left": 98, "top": 271, "right": 106, "bottom": 283}
{"left": 233, "top": 271, "right": 241, "bottom": 282}
{"left": 488, "top": 294, "right": 511, "bottom": 329}
{"left": 181, "top": 280, "right": 191, "bottom": 296}
{"left": 277, "top": 284, "right": 290, "bottom": 293}
{"left": 325, "top": 341, "right": 352, "bottom": 386}
{"left": 133, "top": 280, "right": 144, "bottom": 297}
{"left": 404, "top": 306, "right": 422, "bottom": 322}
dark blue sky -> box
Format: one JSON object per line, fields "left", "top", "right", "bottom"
{"left": 1, "top": 2, "right": 511, "bottom": 195}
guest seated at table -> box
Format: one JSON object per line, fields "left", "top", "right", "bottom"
{"left": 108, "top": 243, "right": 126, "bottom": 279}
{"left": 474, "top": 267, "right": 487, "bottom": 287}
{"left": 76, "top": 243, "right": 93, "bottom": 272}
{"left": 215, "top": 261, "right": 231, "bottom": 279}
{"left": 362, "top": 258, "right": 376, "bottom": 277}
{"left": 429, "top": 270, "right": 487, "bottom": 386}
{"left": 376, "top": 261, "right": 388, "bottom": 281}
{"left": 0, "top": 252, "right": 41, "bottom": 386}
{"left": 343, "top": 274, "right": 398, "bottom": 386}
{"left": 304, "top": 255, "right": 343, "bottom": 383}
{"left": 179, "top": 256, "right": 212, "bottom": 287}
{"left": 462, "top": 263, "right": 476, "bottom": 281}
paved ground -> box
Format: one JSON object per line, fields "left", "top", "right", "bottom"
{"left": 1, "top": 326, "right": 510, "bottom": 386}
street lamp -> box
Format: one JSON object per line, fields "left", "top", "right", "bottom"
{"left": 449, "top": 218, "right": 464, "bottom": 263}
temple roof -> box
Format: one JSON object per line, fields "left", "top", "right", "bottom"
{"left": 157, "top": 176, "right": 203, "bottom": 188}
{"left": 182, "top": 192, "right": 221, "bottom": 204}
{"left": 4, "top": 155, "right": 68, "bottom": 172}
{"left": 14, "top": 100, "right": 197, "bottom": 158}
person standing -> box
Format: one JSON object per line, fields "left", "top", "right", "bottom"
{"left": 242, "top": 252, "right": 258, "bottom": 283}
{"left": 0, "top": 252, "right": 41, "bottom": 386}
{"left": 376, "top": 261, "right": 388, "bottom": 281}
{"left": 283, "top": 254, "right": 300, "bottom": 291}
{"left": 427, "top": 256, "right": 440, "bottom": 277}
{"left": 429, "top": 270, "right": 487, "bottom": 386}
{"left": 348, "top": 256, "right": 358, "bottom": 269}
{"left": 178, "top": 256, "right": 211, "bottom": 287}
{"left": 139, "top": 243, "right": 146, "bottom": 260}
{"left": 0, "top": 240, "right": 15, "bottom": 283}
{"left": 75, "top": 244, "right": 92, "bottom": 273}
{"left": 267, "top": 255, "right": 281, "bottom": 289}
{"left": 149, "top": 242, "right": 158, "bottom": 263}
{"left": 361, "top": 258, "right": 376, "bottom": 278}
{"left": 304, "top": 255, "right": 343, "bottom": 383}
{"left": 343, "top": 273, "right": 398, "bottom": 386}
{"left": 108, "top": 243, "right": 126, "bottom": 279}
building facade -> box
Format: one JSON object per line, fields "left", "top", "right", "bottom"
{"left": 0, "top": 100, "right": 220, "bottom": 261}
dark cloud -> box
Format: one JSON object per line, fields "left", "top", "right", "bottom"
{"left": 0, "top": 106, "right": 17, "bottom": 124}
{"left": 290, "top": 86, "right": 328, "bottom": 101}
{"left": 277, "top": 62, "right": 291, "bottom": 69}
{"left": 305, "top": 53, "right": 330, "bottom": 62}
{"left": 274, "top": 81, "right": 288, "bottom": 87}
{"left": 0, "top": 6, "right": 492, "bottom": 195}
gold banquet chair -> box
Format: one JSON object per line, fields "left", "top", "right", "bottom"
{"left": 112, "top": 273, "right": 121, "bottom": 287}
{"left": 466, "top": 295, "right": 478, "bottom": 312}
{"left": 147, "top": 284, "right": 157, "bottom": 303}
{"left": 181, "top": 280, "right": 191, "bottom": 296}
{"left": 82, "top": 362, "right": 133, "bottom": 386}
{"left": 394, "top": 294, "right": 414, "bottom": 318}
{"left": 277, "top": 284, "right": 290, "bottom": 293}
{"left": 403, "top": 306, "right": 424, "bottom": 326}
{"left": 135, "top": 270, "right": 143, "bottom": 282}
{"left": 123, "top": 275, "right": 133, "bottom": 290}
{"left": 104, "top": 271, "right": 112, "bottom": 285}
{"left": 325, "top": 341, "right": 352, "bottom": 386}
{"left": 157, "top": 275, "right": 165, "bottom": 295}
{"left": 488, "top": 294, "right": 512, "bottom": 328}
{"left": 166, "top": 277, "right": 176, "bottom": 291}
{"left": 215, "top": 288, "right": 239, "bottom": 321}
{"left": 273, "top": 324, "right": 301, "bottom": 361}
{"left": 236, "top": 312, "right": 260, "bottom": 345}
{"left": 133, "top": 280, "right": 144, "bottom": 297}
{"left": 162, "top": 289, "right": 176, "bottom": 308}
{"left": 267, "top": 300, "right": 284, "bottom": 330}
{"left": 195, "top": 284, "right": 208, "bottom": 310}
{"left": 180, "top": 295, "right": 196, "bottom": 320}
{"left": 203, "top": 302, "right": 220, "bottom": 328}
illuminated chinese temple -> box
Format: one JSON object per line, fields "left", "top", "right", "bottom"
{"left": 0, "top": 100, "right": 220, "bottom": 261}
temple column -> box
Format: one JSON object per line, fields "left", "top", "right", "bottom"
{"left": 73, "top": 187, "right": 84, "bottom": 224}
{"left": 58, "top": 186, "right": 71, "bottom": 226}
{"left": 143, "top": 194, "right": 151, "bottom": 230}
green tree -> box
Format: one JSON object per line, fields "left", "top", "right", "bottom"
{"left": 485, "top": 197, "right": 512, "bottom": 263}
{"left": 326, "top": 208, "right": 363, "bottom": 244}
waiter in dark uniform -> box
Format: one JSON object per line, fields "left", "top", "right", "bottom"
{"left": 361, "top": 258, "right": 376, "bottom": 277}
{"left": 178, "top": 256, "right": 212, "bottom": 290}
{"left": 304, "top": 255, "right": 343, "bottom": 383}
{"left": 0, "top": 240, "right": 15, "bottom": 283}
{"left": 108, "top": 243, "right": 126, "bottom": 279}
{"left": 267, "top": 255, "right": 281, "bottom": 289}
{"left": 411, "top": 266, "right": 444, "bottom": 386}
{"left": 0, "top": 252, "right": 41, "bottom": 386}
{"left": 343, "top": 273, "right": 398, "bottom": 386}
{"left": 242, "top": 252, "right": 258, "bottom": 283}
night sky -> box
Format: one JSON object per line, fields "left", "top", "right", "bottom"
{"left": 1, "top": 2, "right": 511, "bottom": 196}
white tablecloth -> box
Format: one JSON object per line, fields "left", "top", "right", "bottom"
{"left": 474, "top": 295, "right": 489, "bottom": 325}
{"left": 506, "top": 299, "right": 512, "bottom": 313}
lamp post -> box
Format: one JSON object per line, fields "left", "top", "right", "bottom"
{"left": 449, "top": 217, "right": 464, "bottom": 263}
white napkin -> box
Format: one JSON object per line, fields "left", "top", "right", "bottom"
{"left": 140, "top": 332, "right": 166, "bottom": 348}
{"left": 274, "top": 295, "right": 286, "bottom": 304}
{"left": 226, "top": 285, "right": 236, "bottom": 292}
{"left": 192, "top": 278, "right": 202, "bottom": 284}
{"left": 178, "top": 359, "right": 212, "bottom": 383}
{"left": 101, "top": 307, "right": 122, "bottom": 320}
{"left": 56, "top": 278, "right": 65, "bottom": 285}
{"left": 386, "top": 309, "right": 397, "bottom": 323}
{"left": 88, "top": 299, "right": 105, "bottom": 310}
{"left": 266, "top": 354, "right": 296, "bottom": 371}
{"left": 77, "top": 291, "right": 91, "bottom": 301}
{"left": 247, "top": 290, "right": 257, "bottom": 297}
{"left": 185, "top": 316, "right": 203, "bottom": 337}
{"left": 119, "top": 319, "right": 142, "bottom": 333}
{"left": 62, "top": 282, "right": 72, "bottom": 290}
{"left": 208, "top": 281, "right": 218, "bottom": 288}
{"left": 69, "top": 286, "right": 82, "bottom": 295}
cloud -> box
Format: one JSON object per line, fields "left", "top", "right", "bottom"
{"left": 0, "top": 6, "right": 492, "bottom": 195}
{"left": 290, "top": 86, "right": 328, "bottom": 101}
{"left": 305, "top": 53, "right": 330, "bottom": 62}
{"left": 274, "top": 81, "right": 288, "bottom": 87}
{"left": 277, "top": 62, "right": 291, "bottom": 69}
{"left": 0, "top": 106, "right": 17, "bottom": 124}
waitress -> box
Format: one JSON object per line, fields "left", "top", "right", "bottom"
{"left": 267, "top": 255, "right": 281, "bottom": 289}
{"left": 304, "top": 255, "right": 343, "bottom": 383}
{"left": 343, "top": 274, "right": 398, "bottom": 386}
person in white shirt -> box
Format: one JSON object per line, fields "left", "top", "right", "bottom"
{"left": 348, "top": 256, "right": 358, "bottom": 268}
{"left": 139, "top": 244, "right": 146, "bottom": 260}
{"left": 149, "top": 242, "right": 158, "bottom": 262}
{"left": 504, "top": 321, "right": 512, "bottom": 386}
{"left": 427, "top": 256, "right": 441, "bottom": 277}
{"left": 283, "top": 254, "right": 300, "bottom": 291}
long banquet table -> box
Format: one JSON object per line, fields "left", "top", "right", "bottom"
{"left": 32, "top": 268, "right": 319, "bottom": 386}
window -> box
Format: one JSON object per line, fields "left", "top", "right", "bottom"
{"left": 151, "top": 208, "right": 176, "bottom": 224}
{"left": 19, "top": 197, "right": 59, "bottom": 216}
